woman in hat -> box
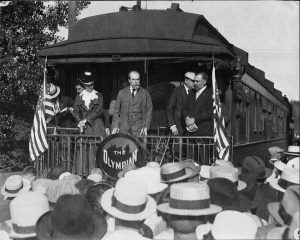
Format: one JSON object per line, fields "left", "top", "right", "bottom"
{"left": 73, "top": 72, "right": 106, "bottom": 172}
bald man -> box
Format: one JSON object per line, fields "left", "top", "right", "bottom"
{"left": 112, "top": 71, "right": 153, "bottom": 137}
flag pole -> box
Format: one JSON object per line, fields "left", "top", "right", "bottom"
{"left": 43, "top": 56, "right": 47, "bottom": 101}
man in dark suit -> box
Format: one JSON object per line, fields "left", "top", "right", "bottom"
{"left": 183, "top": 72, "right": 213, "bottom": 137}
{"left": 111, "top": 71, "right": 153, "bottom": 137}
{"left": 183, "top": 72, "right": 213, "bottom": 164}
{"left": 167, "top": 72, "right": 195, "bottom": 136}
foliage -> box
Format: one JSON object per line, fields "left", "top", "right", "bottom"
{"left": 0, "top": 0, "right": 90, "bottom": 171}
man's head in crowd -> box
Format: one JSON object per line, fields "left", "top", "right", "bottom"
{"left": 22, "top": 166, "right": 37, "bottom": 184}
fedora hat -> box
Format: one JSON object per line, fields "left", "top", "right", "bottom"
{"left": 125, "top": 167, "right": 168, "bottom": 194}
{"left": 284, "top": 145, "right": 300, "bottom": 156}
{"left": 269, "top": 167, "right": 299, "bottom": 193}
{"left": 101, "top": 177, "right": 157, "bottom": 221}
{"left": 207, "top": 178, "right": 254, "bottom": 212}
{"left": 210, "top": 210, "right": 258, "bottom": 239}
{"left": 241, "top": 156, "right": 272, "bottom": 181}
{"left": 36, "top": 194, "right": 107, "bottom": 239}
{"left": 208, "top": 166, "right": 247, "bottom": 191}
{"left": 5, "top": 191, "right": 50, "bottom": 239}
{"left": 274, "top": 157, "right": 300, "bottom": 171}
{"left": 157, "top": 182, "right": 222, "bottom": 216}
{"left": 32, "top": 178, "right": 53, "bottom": 195}
{"left": 45, "top": 83, "right": 60, "bottom": 99}
{"left": 160, "top": 162, "right": 196, "bottom": 183}
{"left": 1, "top": 175, "right": 30, "bottom": 198}
{"left": 268, "top": 185, "right": 300, "bottom": 226}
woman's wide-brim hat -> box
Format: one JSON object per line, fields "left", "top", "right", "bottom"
{"left": 1, "top": 175, "right": 30, "bottom": 198}
{"left": 45, "top": 83, "right": 60, "bottom": 99}
{"left": 101, "top": 188, "right": 157, "bottom": 221}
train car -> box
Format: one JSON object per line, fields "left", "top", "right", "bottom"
{"left": 38, "top": 4, "right": 291, "bottom": 168}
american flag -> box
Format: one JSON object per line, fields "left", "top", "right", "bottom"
{"left": 29, "top": 85, "right": 49, "bottom": 161}
{"left": 44, "top": 83, "right": 55, "bottom": 121}
{"left": 212, "top": 63, "right": 230, "bottom": 161}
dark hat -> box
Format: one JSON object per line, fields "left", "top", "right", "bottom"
{"left": 47, "top": 165, "right": 65, "bottom": 180}
{"left": 78, "top": 72, "right": 95, "bottom": 85}
{"left": 36, "top": 194, "right": 107, "bottom": 239}
{"left": 241, "top": 156, "right": 272, "bottom": 181}
{"left": 207, "top": 178, "right": 255, "bottom": 212}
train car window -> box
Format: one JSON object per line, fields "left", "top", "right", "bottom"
{"left": 245, "top": 102, "right": 250, "bottom": 142}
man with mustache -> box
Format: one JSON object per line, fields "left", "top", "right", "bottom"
{"left": 112, "top": 71, "right": 153, "bottom": 137}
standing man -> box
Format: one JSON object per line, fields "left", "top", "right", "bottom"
{"left": 112, "top": 71, "right": 153, "bottom": 137}
{"left": 183, "top": 72, "right": 213, "bottom": 164}
{"left": 183, "top": 72, "right": 213, "bottom": 137}
{"left": 167, "top": 72, "right": 195, "bottom": 135}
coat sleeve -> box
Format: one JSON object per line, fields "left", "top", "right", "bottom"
{"left": 182, "top": 94, "right": 191, "bottom": 121}
{"left": 111, "top": 91, "right": 122, "bottom": 129}
{"left": 145, "top": 90, "right": 153, "bottom": 129}
{"left": 194, "top": 92, "right": 213, "bottom": 125}
{"left": 166, "top": 87, "right": 177, "bottom": 127}
{"left": 86, "top": 93, "right": 104, "bottom": 124}
{"left": 72, "top": 95, "right": 82, "bottom": 123}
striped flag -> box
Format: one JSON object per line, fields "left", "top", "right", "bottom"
{"left": 29, "top": 85, "right": 49, "bottom": 161}
{"left": 212, "top": 62, "right": 230, "bottom": 161}
{"left": 44, "top": 83, "right": 55, "bottom": 122}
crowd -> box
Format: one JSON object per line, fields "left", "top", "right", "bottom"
{"left": 0, "top": 145, "right": 299, "bottom": 240}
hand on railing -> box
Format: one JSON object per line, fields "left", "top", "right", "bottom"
{"left": 170, "top": 126, "right": 179, "bottom": 135}
{"left": 139, "top": 127, "right": 148, "bottom": 137}
{"left": 105, "top": 128, "right": 110, "bottom": 136}
{"left": 78, "top": 119, "right": 87, "bottom": 127}
{"left": 112, "top": 128, "right": 119, "bottom": 134}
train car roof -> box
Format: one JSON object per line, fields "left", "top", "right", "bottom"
{"left": 38, "top": 9, "right": 237, "bottom": 63}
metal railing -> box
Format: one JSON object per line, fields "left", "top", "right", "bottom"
{"left": 35, "top": 127, "right": 223, "bottom": 176}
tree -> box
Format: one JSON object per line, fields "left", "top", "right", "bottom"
{"left": 0, "top": 0, "right": 90, "bottom": 171}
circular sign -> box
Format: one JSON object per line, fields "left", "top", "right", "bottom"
{"left": 96, "top": 133, "right": 146, "bottom": 179}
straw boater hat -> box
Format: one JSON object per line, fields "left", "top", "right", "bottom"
{"left": 240, "top": 156, "right": 272, "bottom": 181}
{"left": 5, "top": 191, "right": 50, "bottom": 239}
{"left": 160, "top": 162, "right": 197, "bottom": 183}
{"left": 157, "top": 182, "right": 222, "bottom": 216}
{"left": 125, "top": 167, "right": 168, "bottom": 194}
{"left": 283, "top": 145, "right": 300, "bottom": 156}
{"left": 210, "top": 210, "right": 258, "bottom": 239}
{"left": 267, "top": 185, "right": 300, "bottom": 226}
{"left": 87, "top": 173, "right": 103, "bottom": 182}
{"left": 269, "top": 167, "right": 300, "bottom": 193}
{"left": 199, "top": 160, "right": 233, "bottom": 181}
{"left": 207, "top": 166, "right": 247, "bottom": 191}
{"left": 274, "top": 156, "right": 299, "bottom": 171}
{"left": 101, "top": 177, "right": 157, "bottom": 221}
{"left": 1, "top": 175, "right": 30, "bottom": 198}
{"left": 45, "top": 83, "right": 60, "bottom": 99}
{"left": 36, "top": 194, "right": 107, "bottom": 240}
{"left": 266, "top": 211, "right": 299, "bottom": 240}
{"left": 117, "top": 162, "right": 137, "bottom": 178}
